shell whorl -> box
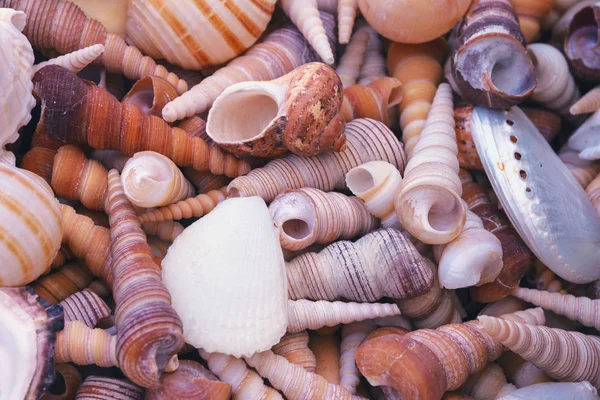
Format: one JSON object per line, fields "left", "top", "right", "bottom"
{"left": 138, "top": 186, "right": 227, "bottom": 223}
{"left": 272, "top": 332, "right": 317, "bottom": 372}
{"left": 338, "top": 0, "right": 358, "bottom": 44}
{"left": 59, "top": 289, "right": 111, "bottom": 328}
{"left": 571, "top": 86, "right": 600, "bottom": 115}
{"left": 336, "top": 26, "right": 371, "bottom": 88}
{"left": 55, "top": 320, "right": 117, "bottom": 367}
{"left": 74, "top": 376, "right": 144, "bottom": 400}
{"left": 33, "top": 44, "right": 104, "bottom": 73}
{"left": 358, "top": 29, "right": 386, "bottom": 86}
{"left": 31, "top": 261, "right": 95, "bottom": 304}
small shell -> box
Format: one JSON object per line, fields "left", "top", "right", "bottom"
{"left": 571, "top": 86, "right": 600, "bottom": 115}
{"left": 0, "top": 164, "right": 63, "bottom": 286}
{"left": 55, "top": 320, "right": 118, "bottom": 367}
{"left": 395, "top": 83, "right": 466, "bottom": 245}
{"left": 272, "top": 332, "right": 317, "bottom": 372}
{"left": 122, "top": 76, "right": 179, "bottom": 118}
{"left": 21, "top": 146, "right": 57, "bottom": 185}
{"left": 162, "top": 197, "right": 287, "bottom": 358}
{"left": 31, "top": 261, "right": 95, "bottom": 304}
{"left": 587, "top": 172, "right": 600, "bottom": 215}
{"left": 59, "top": 289, "right": 111, "bottom": 328}
{"left": 75, "top": 376, "right": 144, "bottom": 400}
{"left": 33, "top": 44, "right": 105, "bottom": 74}
{"left": 270, "top": 188, "right": 379, "bottom": 251}
{"left": 336, "top": 26, "right": 371, "bottom": 88}
{"left": 141, "top": 221, "right": 185, "bottom": 242}
{"left": 183, "top": 169, "right": 232, "bottom": 193}
{"left": 568, "top": 109, "right": 600, "bottom": 160}
{"left": 564, "top": 4, "right": 600, "bottom": 82}
{"left": 42, "top": 363, "right": 83, "bottom": 400}
{"left": 358, "top": 30, "right": 386, "bottom": 86}
{"left": 121, "top": 151, "right": 195, "bottom": 208}
{"left": 496, "top": 382, "right": 599, "bottom": 400}
{"left": 460, "top": 362, "right": 517, "bottom": 399}
{"left": 338, "top": 0, "right": 358, "bottom": 44}
{"left": 340, "top": 77, "right": 403, "bottom": 126}
{"left": 138, "top": 186, "right": 227, "bottom": 223}
{"left": 340, "top": 322, "right": 378, "bottom": 393}
{"left": 207, "top": 63, "right": 345, "bottom": 157}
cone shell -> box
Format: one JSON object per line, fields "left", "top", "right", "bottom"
{"left": 358, "top": 29, "right": 387, "bottom": 86}
{"left": 207, "top": 63, "right": 345, "bottom": 157}
{"left": 126, "top": 0, "right": 276, "bottom": 70}
{"left": 337, "top": 0, "right": 358, "bottom": 44}
{"left": 55, "top": 320, "right": 117, "bottom": 367}
{"left": 571, "top": 86, "right": 600, "bottom": 115}
{"left": 59, "top": 289, "right": 111, "bottom": 328}
{"left": 122, "top": 76, "right": 179, "bottom": 118}
{"left": 162, "top": 197, "right": 288, "bottom": 357}
{"left": 0, "top": 9, "right": 36, "bottom": 154}
{"left": 32, "top": 44, "right": 105, "bottom": 74}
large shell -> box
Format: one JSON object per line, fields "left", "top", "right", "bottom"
{"left": 0, "top": 9, "right": 36, "bottom": 158}
{"left": 0, "top": 164, "right": 63, "bottom": 286}
{"left": 126, "top": 0, "right": 276, "bottom": 70}
{"left": 162, "top": 197, "right": 288, "bottom": 357}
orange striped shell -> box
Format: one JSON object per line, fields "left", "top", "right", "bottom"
{"left": 126, "top": 0, "right": 277, "bottom": 69}
{"left": 0, "top": 164, "right": 62, "bottom": 286}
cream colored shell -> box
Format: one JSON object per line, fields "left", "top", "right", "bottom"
{"left": 126, "top": 0, "right": 277, "bottom": 70}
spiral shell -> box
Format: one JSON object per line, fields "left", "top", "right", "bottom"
{"left": 336, "top": 26, "right": 371, "bottom": 88}
{"left": 340, "top": 77, "right": 403, "bottom": 126}
{"left": 121, "top": 76, "right": 179, "bottom": 118}
{"left": 55, "top": 320, "right": 117, "bottom": 367}
{"left": 358, "top": 30, "right": 386, "bottom": 86}
{"left": 183, "top": 169, "right": 232, "bottom": 193}
{"left": 31, "top": 261, "right": 95, "bottom": 304}
{"left": 141, "top": 221, "right": 184, "bottom": 242}
{"left": 338, "top": 0, "right": 358, "bottom": 44}
{"left": 75, "top": 376, "right": 144, "bottom": 400}
{"left": 33, "top": 44, "right": 105, "bottom": 74}
{"left": 272, "top": 332, "right": 317, "bottom": 372}
{"left": 59, "top": 289, "right": 111, "bottom": 328}
{"left": 138, "top": 186, "right": 227, "bottom": 223}
{"left": 42, "top": 363, "right": 83, "bottom": 400}
{"left": 497, "top": 382, "right": 599, "bottom": 400}
{"left": 571, "top": 86, "right": 600, "bottom": 115}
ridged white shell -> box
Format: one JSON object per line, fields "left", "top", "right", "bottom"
{"left": 0, "top": 9, "right": 35, "bottom": 155}
{"left": 162, "top": 197, "right": 287, "bottom": 357}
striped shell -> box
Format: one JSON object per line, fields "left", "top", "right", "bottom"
{"left": 126, "top": 0, "right": 277, "bottom": 70}
{"left": 0, "top": 164, "right": 62, "bottom": 286}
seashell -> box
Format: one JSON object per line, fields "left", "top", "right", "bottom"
{"left": 461, "top": 171, "right": 533, "bottom": 302}
{"left": 33, "top": 65, "right": 250, "bottom": 178}
{"left": 526, "top": 259, "right": 567, "bottom": 293}
{"left": 55, "top": 320, "right": 117, "bottom": 367}
{"left": 33, "top": 44, "right": 105, "bottom": 74}
{"left": 443, "top": 393, "right": 475, "bottom": 400}
{"left": 74, "top": 376, "right": 144, "bottom": 400}
{"left": 206, "top": 63, "right": 345, "bottom": 157}
{"left": 497, "top": 351, "right": 553, "bottom": 389}
{"left": 66, "top": 0, "right": 128, "bottom": 37}
{"left": 0, "top": 164, "right": 63, "bottom": 286}
{"left": 452, "top": 0, "right": 537, "bottom": 109}
{"left": 559, "top": 145, "right": 600, "bottom": 187}
{"left": 0, "top": 287, "right": 63, "bottom": 400}
{"left": 338, "top": 0, "right": 358, "bottom": 44}
{"left": 512, "top": 287, "right": 600, "bottom": 329}
{"left": 309, "top": 333, "right": 341, "bottom": 384}
{"left": 522, "top": 108, "right": 562, "bottom": 143}
{"left": 162, "top": 197, "right": 287, "bottom": 357}
{"left": 527, "top": 43, "right": 581, "bottom": 118}
{"left": 52, "top": 145, "right": 108, "bottom": 211}
{"left": 31, "top": 261, "right": 95, "bottom": 304}
{"left": 121, "top": 151, "right": 194, "bottom": 208}
{"left": 569, "top": 109, "right": 600, "bottom": 160}
{"left": 1, "top": 0, "right": 187, "bottom": 93}
{"left": 138, "top": 186, "right": 227, "bottom": 223}
{"left": 287, "top": 299, "right": 401, "bottom": 333}
{"left": 395, "top": 259, "right": 463, "bottom": 329}
{"left": 59, "top": 288, "right": 111, "bottom": 328}
{"left": 395, "top": 83, "right": 467, "bottom": 245}
{"left": 162, "top": 15, "right": 335, "bottom": 122}
{"left": 355, "top": 308, "right": 544, "bottom": 399}
{"left": 511, "top": 0, "right": 556, "bottom": 43}
{"left": 126, "top": 0, "right": 276, "bottom": 70}
{"left": 387, "top": 39, "right": 447, "bottom": 157}
{"left": 228, "top": 118, "right": 406, "bottom": 202}
{"left": 434, "top": 200, "right": 504, "bottom": 289}
{"left": 21, "top": 146, "right": 57, "bottom": 185}
{"left": 281, "top": 0, "right": 334, "bottom": 64}
{"left": 42, "top": 363, "right": 83, "bottom": 400}
{"left": 286, "top": 228, "right": 433, "bottom": 302}
{"left": 336, "top": 26, "right": 371, "bottom": 88}
{"left": 270, "top": 188, "right": 379, "bottom": 251}
{"left": 141, "top": 221, "right": 184, "bottom": 242}
{"left": 316, "top": 0, "right": 337, "bottom": 13}
{"left": 346, "top": 161, "right": 403, "bottom": 229}
{"left": 86, "top": 279, "right": 111, "bottom": 299}
{"left": 564, "top": 4, "right": 600, "bottom": 82}
{"left": 198, "top": 349, "right": 284, "bottom": 400}
{"left": 178, "top": 116, "right": 208, "bottom": 140}
{"left": 60, "top": 204, "right": 112, "bottom": 284}
{"left": 572, "top": 86, "right": 600, "bottom": 115}
{"left": 340, "top": 77, "right": 403, "bottom": 126}
{"left": 496, "top": 381, "right": 600, "bottom": 400}
{"left": 588, "top": 172, "right": 600, "bottom": 215}
{"left": 0, "top": 8, "right": 36, "bottom": 162}
{"left": 460, "top": 362, "right": 517, "bottom": 399}
{"left": 106, "top": 169, "right": 184, "bottom": 389}
{"left": 272, "top": 332, "right": 317, "bottom": 372}
{"left": 358, "top": 30, "right": 386, "bottom": 86}
{"left": 244, "top": 350, "right": 366, "bottom": 400}
{"left": 146, "top": 360, "right": 232, "bottom": 400}
{"left": 90, "top": 150, "right": 130, "bottom": 173}
{"left": 470, "top": 105, "right": 600, "bottom": 284}
{"left": 477, "top": 315, "right": 600, "bottom": 388}
{"left": 357, "top": 0, "right": 471, "bottom": 44}
{"left": 51, "top": 246, "right": 74, "bottom": 270}
{"left": 183, "top": 169, "right": 232, "bottom": 193}
{"left": 121, "top": 76, "right": 179, "bottom": 118}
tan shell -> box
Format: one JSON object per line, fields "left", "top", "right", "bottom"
{"left": 67, "top": 0, "right": 128, "bottom": 36}
{"left": 55, "top": 320, "right": 117, "bottom": 367}
{"left": 183, "top": 169, "right": 232, "bottom": 194}
{"left": 587, "top": 172, "right": 600, "bottom": 215}
{"left": 272, "top": 332, "right": 317, "bottom": 372}
{"left": 270, "top": 188, "right": 378, "bottom": 251}
{"left": 126, "top": 0, "right": 276, "bottom": 70}
{"left": 511, "top": 0, "right": 556, "bottom": 42}
{"left": 121, "top": 76, "right": 179, "bottom": 118}
{"left": 340, "top": 77, "right": 403, "bottom": 126}
{"left": 141, "top": 221, "right": 184, "bottom": 242}
{"left": 395, "top": 83, "right": 466, "bottom": 245}
{"left": 310, "top": 333, "right": 341, "bottom": 384}
{"left": 31, "top": 261, "right": 95, "bottom": 304}
{"left": 338, "top": 0, "right": 359, "bottom": 44}
{"left": 571, "top": 86, "right": 600, "bottom": 115}
{"left": 336, "top": 26, "right": 371, "bottom": 88}
{"left": 43, "top": 363, "right": 83, "bottom": 400}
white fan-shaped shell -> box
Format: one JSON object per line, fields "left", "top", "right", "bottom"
{"left": 126, "top": 0, "right": 277, "bottom": 70}
{"left": 0, "top": 9, "right": 35, "bottom": 152}
{"left": 162, "top": 197, "right": 288, "bottom": 357}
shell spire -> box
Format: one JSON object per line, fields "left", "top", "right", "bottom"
{"left": 33, "top": 65, "right": 250, "bottom": 178}
{"left": 1, "top": 0, "right": 187, "bottom": 93}
{"left": 358, "top": 30, "right": 386, "bottom": 86}
{"left": 336, "top": 26, "right": 371, "bottom": 88}
{"left": 31, "top": 261, "right": 95, "bottom": 304}
{"left": 121, "top": 76, "right": 179, "bottom": 118}
{"left": 106, "top": 170, "right": 184, "bottom": 389}
{"left": 138, "top": 187, "right": 227, "bottom": 224}
{"left": 33, "top": 44, "right": 104, "bottom": 74}
{"left": 55, "top": 320, "right": 117, "bottom": 367}
{"left": 141, "top": 221, "right": 185, "bottom": 242}
{"left": 571, "top": 86, "right": 600, "bottom": 115}
{"left": 338, "top": 0, "right": 359, "bottom": 44}
{"left": 287, "top": 299, "right": 401, "bottom": 333}
{"left": 270, "top": 188, "right": 379, "bottom": 251}
{"left": 272, "top": 332, "right": 317, "bottom": 372}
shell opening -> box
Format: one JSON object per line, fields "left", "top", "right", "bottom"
{"left": 427, "top": 200, "right": 464, "bottom": 232}
{"left": 282, "top": 219, "right": 312, "bottom": 240}
{"left": 346, "top": 167, "right": 375, "bottom": 194}
{"left": 227, "top": 187, "right": 241, "bottom": 198}
{"left": 46, "top": 370, "right": 67, "bottom": 396}
{"left": 208, "top": 91, "right": 280, "bottom": 143}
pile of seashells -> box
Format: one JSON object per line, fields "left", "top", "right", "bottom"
{"left": 2, "top": 0, "right": 600, "bottom": 399}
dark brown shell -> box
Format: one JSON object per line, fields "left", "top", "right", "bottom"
{"left": 564, "top": 3, "right": 600, "bottom": 82}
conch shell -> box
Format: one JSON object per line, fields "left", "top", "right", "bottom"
{"left": 0, "top": 8, "right": 35, "bottom": 162}
{"left": 162, "top": 197, "right": 288, "bottom": 358}
{"left": 207, "top": 63, "right": 345, "bottom": 157}
{"left": 126, "top": 0, "right": 276, "bottom": 70}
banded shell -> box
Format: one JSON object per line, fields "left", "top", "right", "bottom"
{"left": 126, "top": 0, "right": 277, "bottom": 69}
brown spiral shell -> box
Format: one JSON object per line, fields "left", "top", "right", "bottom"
{"left": 75, "top": 376, "right": 144, "bottom": 400}
{"left": 31, "top": 261, "right": 95, "bottom": 304}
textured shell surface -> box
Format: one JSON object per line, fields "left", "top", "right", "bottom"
{"left": 126, "top": 0, "right": 277, "bottom": 69}
{"left": 0, "top": 8, "right": 36, "bottom": 152}
{"left": 162, "top": 196, "right": 288, "bottom": 357}
{"left": 470, "top": 106, "right": 600, "bottom": 284}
